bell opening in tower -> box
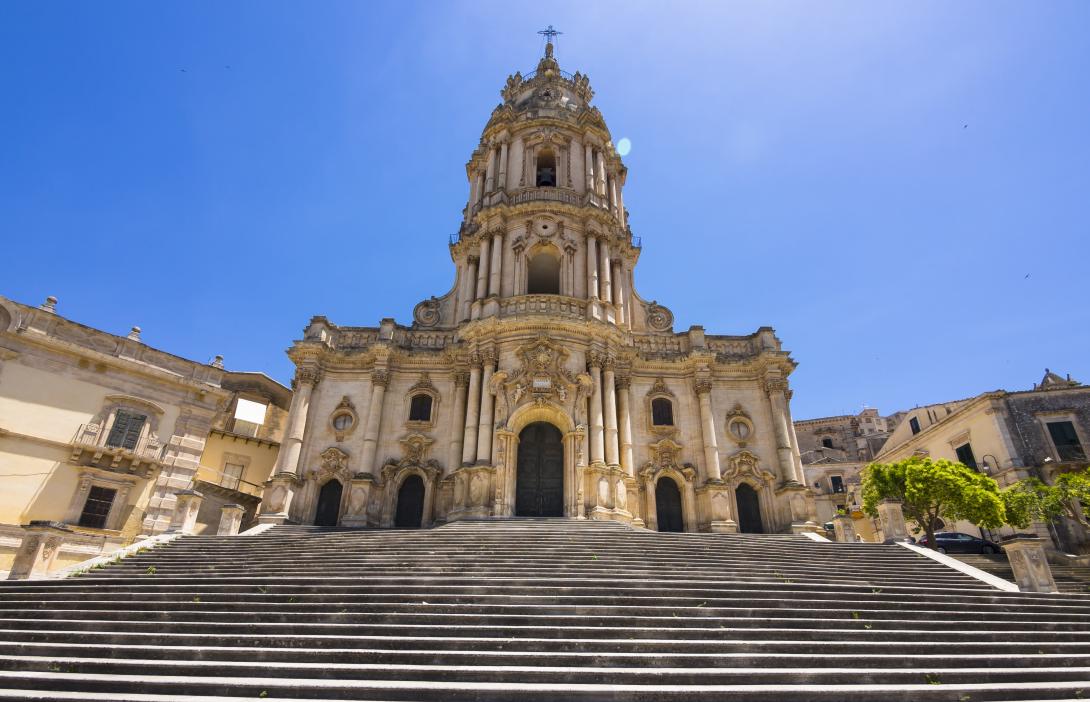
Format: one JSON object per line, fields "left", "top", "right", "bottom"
{"left": 527, "top": 251, "right": 561, "bottom": 295}
{"left": 536, "top": 149, "right": 557, "bottom": 187}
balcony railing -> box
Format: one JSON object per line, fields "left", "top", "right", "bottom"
{"left": 509, "top": 187, "right": 582, "bottom": 207}
{"left": 194, "top": 466, "right": 264, "bottom": 499}
{"left": 71, "top": 424, "right": 161, "bottom": 461}
{"left": 499, "top": 295, "right": 588, "bottom": 321}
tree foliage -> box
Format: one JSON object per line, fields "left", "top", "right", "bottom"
{"left": 861, "top": 456, "right": 1006, "bottom": 547}
{"left": 1001, "top": 467, "right": 1090, "bottom": 530}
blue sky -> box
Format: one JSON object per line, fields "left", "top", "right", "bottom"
{"left": 2, "top": 1, "right": 1087, "bottom": 419}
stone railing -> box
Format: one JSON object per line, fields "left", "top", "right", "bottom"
{"left": 71, "top": 424, "right": 161, "bottom": 461}
{"left": 632, "top": 335, "right": 687, "bottom": 356}
{"left": 509, "top": 187, "right": 582, "bottom": 207}
{"left": 499, "top": 295, "right": 588, "bottom": 321}
{"left": 395, "top": 330, "right": 459, "bottom": 350}
{"left": 706, "top": 338, "right": 758, "bottom": 358}
{"left": 335, "top": 330, "right": 380, "bottom": 350}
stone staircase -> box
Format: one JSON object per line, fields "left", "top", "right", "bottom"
{"left": 956, "top": 553, "right": 1090, "bottom": 595}
{"left": 0, "top": 518, "right": 1089, "bottom": 700}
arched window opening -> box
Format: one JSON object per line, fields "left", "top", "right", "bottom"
{"left": 651, "top": 398, "right": 674, "bottom": 427}
{"left": 408, "top": 394, "right": 433, "bottom": 422}
{"left": 527, "top": 252, "right": 561, "bottom": 295}
{"left": 821, "top": 438, "right": 834, "bottom": 449}
{"left": 536, "top": 149, "right": 556, "bottom": 187}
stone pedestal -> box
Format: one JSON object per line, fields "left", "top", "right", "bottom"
{"left": 705, "top": 483, "right": 738, "bottom": 533}
{"left": 784, "top": 484, "right": 819, "bottom": 534}
{"left": 833, "top": 515, "right": 857, "bottom": 543}
{"left": 257, "top": 473, "right": 298, "bottom": 525}
{"left": 7, "top": 521, "right": 70, "bottom": 580}
{"left": 216, "top": 504, "right": 245, "bottom": 536}
{"left": 1003, "top": 536, "right": 1058, "bottom": 593}
{"left": 167, "top": 490, "right": 204, "bottom": 535}
{"left": 341, "top": 474, "right": 375, "bottom": 528}
{"left": 876, "top": 498, "right": 910, "bottom": 543}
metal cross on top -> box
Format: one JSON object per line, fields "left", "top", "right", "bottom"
{"left": 537, "top": 25, "right": 563, "bottom": 44}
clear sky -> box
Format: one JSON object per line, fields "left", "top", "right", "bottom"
{"left": 2, "top": 1, "right": 1087, "bottom": 420}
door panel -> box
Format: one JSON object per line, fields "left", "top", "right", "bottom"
{"left": 516, "top": 422, "right": 564, "bottom": 517}
{"left": 655, "top": 478, "right": 684, "bottom": 532}
{"left": 314, "top": 480, "right": 343, "bottom": 527}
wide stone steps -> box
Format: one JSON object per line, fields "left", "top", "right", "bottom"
{"left": 956, "top": 554, "right": 1090, "bottom": 594}
{"left": 1, "top": 518, "right": 1089, "bottom": 700}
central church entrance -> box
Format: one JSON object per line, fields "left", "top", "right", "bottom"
{"left": 314, "top": 479, "right": 342, "bottom": 527}
{"left": 736, "top": 483, "right": 763, "bottom": 533}
{"left": 515, "top": 422, "right": 564, "bottom": 517}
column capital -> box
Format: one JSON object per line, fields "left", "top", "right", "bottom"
{"left": 293, "top": 366, "right": 321, "bottom": 388}
{"left": 764, "top": 378, "right": 788, "bottom": 395}
{"left": 615, "top": 374, "right": 631, "bottom": 390}
{"left": 453, "top": 370, "right": 471, "bottom": 388}
{"left": 467, "top": 255, "right": 479, "bottom": 265}
{"left": 602, "top": 354, "right": 616, "bottom": 371}
{"left": 587, "top": 350, "right": 606, "bottom": 369}
{"left": 693, "top": 378, "right": 714, "bottom": 396}
{"left": 370, "top": 369, "right": 390, "bottom": 388}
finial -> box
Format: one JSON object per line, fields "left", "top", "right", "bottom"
{"left": 39, "top": 296, "right": 57, "bottom": 313}
{"left": 127, "top": 326, "right": 142, "bottom": 342}
{"left": 210, "top": 354, "right": 224, "bottom": 369}
{"left": 538, "top": 25, "right": 562, "bottom": 56}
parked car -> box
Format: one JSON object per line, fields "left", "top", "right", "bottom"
{"left": 916, "top": 531, "right": 1003, "bottom": 554}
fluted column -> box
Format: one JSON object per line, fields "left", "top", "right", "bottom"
{"left": 694, "top": 378, "right": 722, "bottom": 481}
{"left": 584, "top": 143, "right": 594, "bottom": 192}
{"left": 488, "top": 231, "right": 503, "bottom": 297}
{"left": 476, "top": 351, "right": 496, "bottom": 463}
{"left": 272, "top": 366, "right": 319, "bottom": 476}
{"left": 616, "top": 375, "right": 634, "bottom": 477}
{"left": 603, "top": 358, "right": 620, "bottom": 466}
{"left": 586, "top": 235, "right": 599, "bottom": 300}
{"left": 462, "top": 357, "right": 482, "bottom": 465}
{"left": 497, "top": 141, "right": 508, "bottom": 191}
{"left": 598, "top": 238, "right": 613, "bottom": 304}
{"left": 359, "top": 369, "right": 389, "bottom": 475}
{"left": 612, "top": 260, "right": 626, "bottom": 325}
{"left": 448, "top": 370, "right": 469, "bottom": 475}
{"left": 595, "top": 151, "right": 606, "bottom": 196}
{"left": 475, "top": 236, "right": 490, "bottom": 301}
{"left": 608, "top": 176, "right": 618, "bottom": 214}
{"left": 484, "top": 145, "right": 496, "bottom": 193}
{"left": 461, "top": 257, "right": 478, "bottom": 320}
{"left": 767, "top": 379, "right": 798, "bottom": 484}
{"left": 588, "top": 353, "right": 605, "bottom": 465}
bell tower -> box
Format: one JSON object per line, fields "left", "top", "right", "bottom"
{"left": 419, "top": 36, "right": 643, "bottom": 330}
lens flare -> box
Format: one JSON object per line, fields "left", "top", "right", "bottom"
{"left": 616, "top": 137, "right": 632, "bottom": 156}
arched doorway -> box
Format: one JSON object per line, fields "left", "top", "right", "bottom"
{"left": 394, "top": 475, "right": 425, "bottom": 528}
{"left": 655, "top": 477, "right": 684, "bottom": 532}
{"left": 516, "top": 422, "right": 564, "bottom": 517}
{"left": 736, "top": 483, "right": 763, "bottom": 533}
{"left": 314, "top": 479, "right": 343, "bottom": 527}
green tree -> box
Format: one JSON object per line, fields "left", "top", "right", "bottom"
{"left": 861, "top": 456, "right": 1006, "bottom": 549}
{"left": 1001, "top": 467, "right": 1090, "bottom": 530}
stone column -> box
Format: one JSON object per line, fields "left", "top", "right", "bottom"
{"left": 497, "top": 141, "right": 508, "bottom": 191}
{"left": 595, "top": 151, "right": 607, "bottom": 196}
{"left": 7, "top": 522, "right": 69, "bottom": 580}
{"left": 616, "top": 375, "right": 634, "bottom": 477}
{"left": 694, "top": 379, "right": 723, "bottom": 481}
{"left": 168, "top": 490, "right": 204, "bottom": 534}
{"left": 272, "top": 366, "right": 319, "bottom": 477}
{"left": 468, "top": 173, "right": 478, "bottom": 211}
{"left": 584, "top": 143, "right": 594, "bottom": 192}
{"left": 462, "top": 356, "right": 482, "bottom": 465}
{"left": 603, "top": 358, "right": 620, "bottom": 467}
{"left": 598, "top": 238, "right": 613, "bottom": 304}
{"left": 359, "top": 369, "right": 389, "bottom": 474}
{"left": 488, "top": 231, "right": 503, "bottom": 297}
{"left": 475, "top": 172, "right": 485, "bottom": 206}
{"left": 618, "top": 186, "right": 626, "bottom": 228}
{"left": 612, "top": 260, "right": 626, "bottom": 325}
{"left": 476, "top": 352, "right": 496, "bottom": 464}
{"left": 588, "top": 353, "right": 605, "bottom": 465}
{"left": 766, "top": 379, "right": 798, "bottom": 485}
{"left": 1004, "top": 536, "right": 1058, "bottom": 593}
{"left": 217, "top": 504, "right": 245, "bottom": 535}
{"left": 876, "top": 499, "right": 910, "bottom": 543}
{"left": 461, "top": 257, "right": 478, "bottom": 320}
{"left": 475, "top": 237, "right": 490, "bottom": 301}
{"left": 448, "top": 370, "right": 469, "bottom": 474}
{"left": 585, "top": 234, "right": 599, "bottom": 300}
{"left": 832, "top": 514, "right": 857, "bottom": 543}
{"left": 484, "top": 145, "right": 496, "bottom": 193}
{"left": 609, "top": 176, "right": 619, "bottom": 214}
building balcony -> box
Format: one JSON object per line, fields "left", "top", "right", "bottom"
{"left": 498, "top": 294, "right": 589, "bottom": 321}
{"left": 508, "top": 186, "right": 583, "bottom": 207}
{"left": 68, "top": 424, "right": 161, "bottom": 477}
{"left": 193, "top": 465, "right": 265, "bottom": 500}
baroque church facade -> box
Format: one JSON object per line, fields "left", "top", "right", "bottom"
{"left": 258, "top": 43, "right": 816, "bottom": 534}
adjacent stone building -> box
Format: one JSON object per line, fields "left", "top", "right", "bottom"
{"left": 873, "top": 370, "right": 1090, "bottom": 552}
{"left": 0, "top": 294, "right": 289, "bottom": 574}
{"left": 257, "top": 43, "right": 816, "bottom": 534}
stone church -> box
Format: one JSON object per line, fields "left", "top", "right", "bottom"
{"left": 257, "top": 42, "right": 815, "bottom": 534}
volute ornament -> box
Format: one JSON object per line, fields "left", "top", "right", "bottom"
{"left": 413, "top": 297, "right": 441, "bottom": 327}
{"left": 646, "top": 301, "right": 674, "bottom": 332}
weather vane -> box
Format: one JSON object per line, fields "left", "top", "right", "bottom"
{"left": 537, "top": 25, "right": 563, "bottom": 45}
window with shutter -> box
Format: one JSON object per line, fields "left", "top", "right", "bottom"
{"left": 105, "top": 411, "right": 147, "bottom": 450}
{"left": 78, "top": 486, "right": 117, "bottom": 529}
{"left": 651, "top": 398, "right": 674, "bottom": 426}
{"left": 1047, "top": 421, "right": 1086, "bottom": 461}
{"left": 408, "top": 394, "right": 433, "bottom": 422}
